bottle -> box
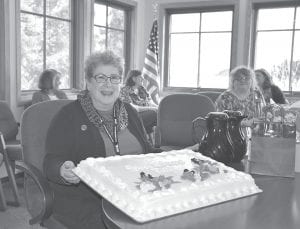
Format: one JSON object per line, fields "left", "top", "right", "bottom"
{"left": 253, "top": 89, "right": 266, "bottom": 118}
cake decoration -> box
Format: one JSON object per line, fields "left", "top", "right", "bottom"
{"left": 137, "top": 172, "right": 179, "bottom": 192}
{"left": 181, "top": 158, "right": 226, "bottom": 182}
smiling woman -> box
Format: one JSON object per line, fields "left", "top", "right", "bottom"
{"left": 43, "top": 51, "right": 161, "bottom": 229}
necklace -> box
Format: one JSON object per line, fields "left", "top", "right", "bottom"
{"left": 97, "top": 104, "right": 120, "bottom": 155}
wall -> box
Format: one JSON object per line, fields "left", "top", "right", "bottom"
{"left": 0, "top": 0, "right": 23, "bottom": 122}
{"left": 0, "top": 0, "right": 248, "bottom": 120}
{"left": 0, "top": 0, "right": 141, "bottom": 122}
{"left": 1, "top": 0, "right": 300, "bottom": 172}
{"left": 137, "top": 0, "right": 250, "bottom": 70}
{"left": 137, "top": 0, "right": 300, "bottom": 172}
{"left": 0, "top": 0, "right": 5, "bottom": 101}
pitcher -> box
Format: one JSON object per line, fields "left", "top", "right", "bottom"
{"left": 224, "top": 110, "right": 247, "bottom": 162}
{"left": 198, "top": 112, "right": 234, "bottom": 164}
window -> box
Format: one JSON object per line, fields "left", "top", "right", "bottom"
{"left": 165, "top": 9, "right": 233, "bottom": 89}
{"left": 93, "top": 0, "right": 132, "bottom": 73}
{"left": 20, "top": 0, "right": 72, "bottom": 91}
{"left": 253, "top": 5, "right": 300, "bottom": 92}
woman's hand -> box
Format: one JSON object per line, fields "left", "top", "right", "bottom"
{"left": 185, "top": 143, "right": 199, "bottom": 152}
{"left": 60, "top": 161, "right": 80, "bottom": 184}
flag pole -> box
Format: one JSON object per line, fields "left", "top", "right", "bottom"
{"left": 153, "top": 2, "right": 158, "bottom": 20}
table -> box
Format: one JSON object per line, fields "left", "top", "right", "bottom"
{"left": 102, "top": 173, "right": 300, "bottom": 229}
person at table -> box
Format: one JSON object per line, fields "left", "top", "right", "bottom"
{"left": 43, "top": 51, "right": 162, "bottom": 229}
{"left": 32, "top": 69, "right": 68, "bottom": 105}
{"left": 120, "top": 69, "right": 158, "bottom": 134}
{"left": 255, "top": 68, "right": 288, "bottom": 105}
{"left": 215, "top": 66, "right": 265, "bottom": 126}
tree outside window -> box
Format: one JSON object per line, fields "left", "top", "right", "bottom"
{"left": 20, "top": 0, "right": 71, "bottom": 91}
{"left": 254, "top": 6, "right": 300, "bottom": 92}
{"left": 93, "top": 1, "right": 126, "bottom": 64}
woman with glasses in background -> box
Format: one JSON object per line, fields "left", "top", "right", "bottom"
{"left": 215, "top": 66, "right": 265, "bottom": 126}
{"left": 120, "top": 69, "right": 158, "bottom": 135}
{"left": 32, "top": 69, "right": 68, "bottom": 104}
{"left": 43, "top": 51, "right": 161, "bottom": 229}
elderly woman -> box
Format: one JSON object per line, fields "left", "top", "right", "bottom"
{"left": 255, "top": 68, "right": 287, "bottom": 104}
{"left": 215, "top": 66, "right": 265, "bottom": 125}
{"left": 32, "top": 69, "right": 68, "bottom": 104}
{"left": 120, "top": 69, "right": 158, "bottom": 134}
{"left": 43, "top": 51, "right": 161, "bottom": 229}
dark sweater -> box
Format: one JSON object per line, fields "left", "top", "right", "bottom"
{"left": 270, "top": 84, "right": 287, "bottom": 104}
{"left": 32, "top": 90, "right": 68, "bottom": 105}
{"left": 44, "top": 100, "right": 161, "bottom": 228}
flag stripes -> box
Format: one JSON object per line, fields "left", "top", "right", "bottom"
{"left": 142, "top": 20, "right": 160, "bottom": 105}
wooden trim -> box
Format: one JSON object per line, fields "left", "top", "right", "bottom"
{"left": 248, "top": 0, "right": 300, "bottom": 94}
{"left": 93, "top": 0, "right": 135, "bottom": 76}
{"left": 17, "top": 0, "right": 74, "bottom": 105}
{"left": 0, "top": 0, "right": 5, "bottom": 100}
{"left": 160, "top": 0, "right": 239, "bottom": 91}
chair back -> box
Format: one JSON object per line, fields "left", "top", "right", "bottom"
{"left": 0, "top": 101, "right": 18, "bottom": 141}
{"left": 157, "top": 93, "right": 215, "bottom": 148}
{"left": 20, "top": 100, "right": 72, "bottom": 171}
{"left": 197, "top": 91, "right": 221, "bottom": 103}
{"left": 20, "top": 100, "right": 72, "bottom": 228}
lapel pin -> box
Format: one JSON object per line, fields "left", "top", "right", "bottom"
{"left": 81, "top": 124, "right": 87, "bottom": 131}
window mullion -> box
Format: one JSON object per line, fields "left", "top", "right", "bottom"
{"left": 43, "top": 0, "right": 46, "bottom": 70}
{"left": 105, "top": 4, "right": 108, "bottom": 49}
{"left": 289, "top": 7, "right": 297, "bottom": 93}
{"left": 197, "top": 13, "right": 201, "bottom": 88}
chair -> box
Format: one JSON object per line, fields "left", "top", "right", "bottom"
{"left": 0, "top": 101, "right": 22, "bottom": 207}
{"left": 16, "top": 100, "right": 72, "bottom": 228}
{"left": 290, "top": 101, "right": 300, "bottom": 133}
{"left": 0, "top": 153, "right": 7, "bottom": 210}
{"left": 154, "top": 93, "right": 215, "bottom": 150}
{"left": 197, "top": 91, "right": 221, "bottom": 103}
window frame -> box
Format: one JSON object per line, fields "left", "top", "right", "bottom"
{"left": 0, "top": 0, "right": 5, "bottom": 101}
{"left": 93, "top": 0, "right": 134, "bottom": 77}
{"left": 160, "top": 0, "right": 239, "bottom": 94}
{"left": 249, "top": 0, "right": 300, "bottom": 95}
{"left": 16, "top": 0, "right": 74, "bottom": 104}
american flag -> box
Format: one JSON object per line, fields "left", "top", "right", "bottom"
{"left": 142, "top": 20, "right": 160, "bottom": 105}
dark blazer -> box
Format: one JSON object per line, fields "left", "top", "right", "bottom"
{"left": 32, "top": 90, "right": 68, "bottom": 105}
{"left": 43, "top": 100, "right": 161, "bottom": 228}
{"left": 270, "top": 84, "right": 287, "bottom": 104}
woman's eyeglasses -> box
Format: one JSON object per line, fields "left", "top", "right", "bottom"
{"left": 93, "top": 73, "right": 122, "bottom": 84}
{"left": 234, "top": 74, "right": 251, "bottom": 82}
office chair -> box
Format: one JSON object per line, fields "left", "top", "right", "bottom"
{"left": 0, "top": 100, "right": 22, "bottom": 207}
{"left": 197, "top": 91, "right": 221, "bottom": 103}
{"left": 154, "top": 93, "right": 215, "bottom": 150}
{"left": 16, "top": 100, "right": 72, "bottom": 228}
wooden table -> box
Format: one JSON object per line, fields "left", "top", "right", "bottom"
{"left": 102, "top": 173, "right": 300, "bottom": 229}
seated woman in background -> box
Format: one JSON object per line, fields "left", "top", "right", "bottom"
{"left": 44, "top": 51, "right": 161, "bottom": 229}
{"left": 120, "top": 69, "right": 158, "bottom": 134}
{"left": 215, "top": 66, "right": 265, "bottom": 126}
{"left": 255, "top": 68, "right": 288, "bottom": 104}
{"left": 32, "top": 69, "right": 68, "bottom": 104}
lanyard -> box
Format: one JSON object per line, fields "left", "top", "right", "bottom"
{"left": 99, "top": 105, "right": 120, "bottom": 155}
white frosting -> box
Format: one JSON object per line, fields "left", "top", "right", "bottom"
{"left": 73, "top": 149, "right": 262, "bottom": 222}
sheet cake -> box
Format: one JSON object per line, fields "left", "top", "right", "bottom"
{"left": 74, "top": 149, "right": 262, "bottom": 222}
